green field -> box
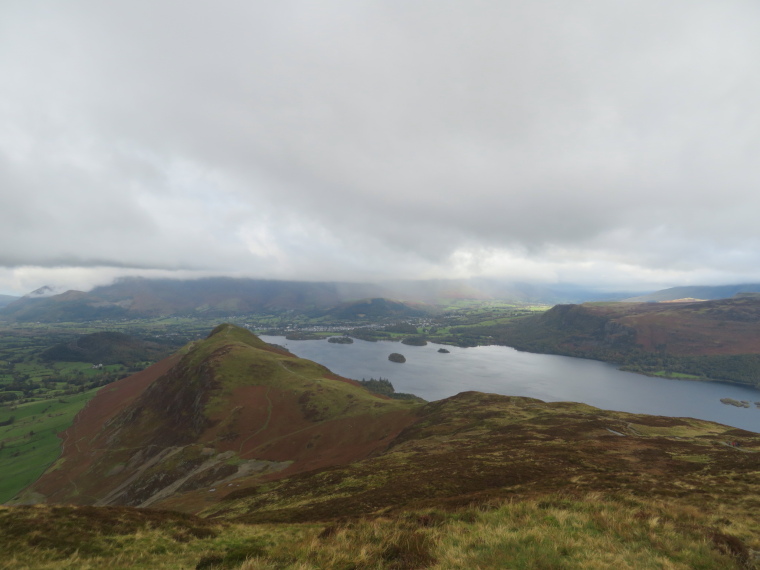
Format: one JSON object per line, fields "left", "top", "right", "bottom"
{"left": 0, "top": 389, "right": 98, "bottom": 503}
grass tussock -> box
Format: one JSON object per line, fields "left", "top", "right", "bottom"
{"left": 2, "top": 493, "right": 757, "bottom": 569}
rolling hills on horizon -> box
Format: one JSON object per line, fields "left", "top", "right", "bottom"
{"left": 0, "top": 276, "right": 638, "bottom": 322}
{"left": 5, "top": 276, "right": 760, "bottom": 324}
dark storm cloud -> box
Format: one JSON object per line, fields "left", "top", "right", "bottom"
{"left": 1, "top": 0, "right": 759, "bottom": 293}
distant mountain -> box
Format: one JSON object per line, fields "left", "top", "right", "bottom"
{"left": 0, "top": 277, "right": 635, "bottom": 322}
{"left": 0, "top": 294, "right": 18, "bottom": 308}
{"left": 624, "top": 283, "right": 760, "bottom": 302}
{"left": 490, "top": 295, "right": 760, "bottom": 387}
{"left": 0, "top": 277, "right": 392, "bottom": 322}
{"left": 25, "top": 285, "right": 63, "bottom": 298}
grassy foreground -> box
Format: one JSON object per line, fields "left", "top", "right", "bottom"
{"left": 0, "top": 493, "right": 755, "bottom": 569}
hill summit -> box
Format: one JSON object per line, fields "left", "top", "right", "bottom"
{"left": 23, "top": 324, "right": 419, "bottom": 510}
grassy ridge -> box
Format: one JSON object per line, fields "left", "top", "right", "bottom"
{"left": 0, "top": 389, "right": 97, "bottom": 503}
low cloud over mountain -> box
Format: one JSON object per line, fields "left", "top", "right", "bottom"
{"left": 2, "top": 2, "right": 760, "bottom": 294}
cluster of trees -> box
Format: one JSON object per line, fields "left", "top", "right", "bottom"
{"left": 401, "top": 336, "right": 427, "bottom": 346}
{"left": 357, "top": 377, "right": 421, "bottom": 401}
{"left": 621, "top": 354, "right": 760, "bottom": 387}
{"left": 358, "top": 377, "right": 395, "bottom": 396}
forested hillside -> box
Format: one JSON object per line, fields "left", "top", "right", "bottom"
{"left": 452, "top": 295, "right": 760, "bottom": 387}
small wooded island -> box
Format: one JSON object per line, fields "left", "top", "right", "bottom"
{"left": 388, "top": 353, "right": 406, "bottom": 363}
{"left": 438, "top": 348, "right": 450, "bottom": 353}
{"left": 327, "top": 336, "right": 353, "bottom": 344}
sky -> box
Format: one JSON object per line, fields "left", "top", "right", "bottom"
{"left": 1, "top": 1, "right": 759, "bottom": 296}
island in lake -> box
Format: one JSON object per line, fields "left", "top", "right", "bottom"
{"left": 388, "top": 352, "right": 406, "bottom": 363}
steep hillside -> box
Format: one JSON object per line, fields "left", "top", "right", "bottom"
{"left": 483, "top": 295, "right": 760, "bottom": 386}
{"left": 21, "top": 325, "right": 419, "bottom": 508}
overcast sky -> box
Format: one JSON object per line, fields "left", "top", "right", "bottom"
{"left": 1, "top": 1, "right": 759, "bottom": 296}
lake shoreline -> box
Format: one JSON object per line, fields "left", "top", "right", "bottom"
{"left": 262, "top": 335, "right": 760, "bottom": 434}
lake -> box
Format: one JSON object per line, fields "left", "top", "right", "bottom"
{"left": 261, "top": 336, "right": 760, "bottom": 434}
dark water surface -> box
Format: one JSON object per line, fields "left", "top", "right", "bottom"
{"left": 261, "top": 336, "right": 760, "bottom": 433}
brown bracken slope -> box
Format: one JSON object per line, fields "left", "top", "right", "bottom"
{"left": 204, "top": 391, "right": 760, "bottom": 524}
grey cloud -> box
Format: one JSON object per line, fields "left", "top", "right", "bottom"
{"left": 1, "top": 1, "right": 759, "bottom": 293}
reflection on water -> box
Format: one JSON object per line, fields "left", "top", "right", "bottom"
{"left": 262, "top": 336, "right": 760, "bottom": 434}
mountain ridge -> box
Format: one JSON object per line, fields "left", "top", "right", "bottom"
{"left": 0, "top": 277, "right": 634, "bottom": 322}
{"left": 23, "top": 324, "right": 419, "bottom": 509}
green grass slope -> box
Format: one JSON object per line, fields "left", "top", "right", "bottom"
{"left": 0, "top": 390, "right": 97, "bottom": 503}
